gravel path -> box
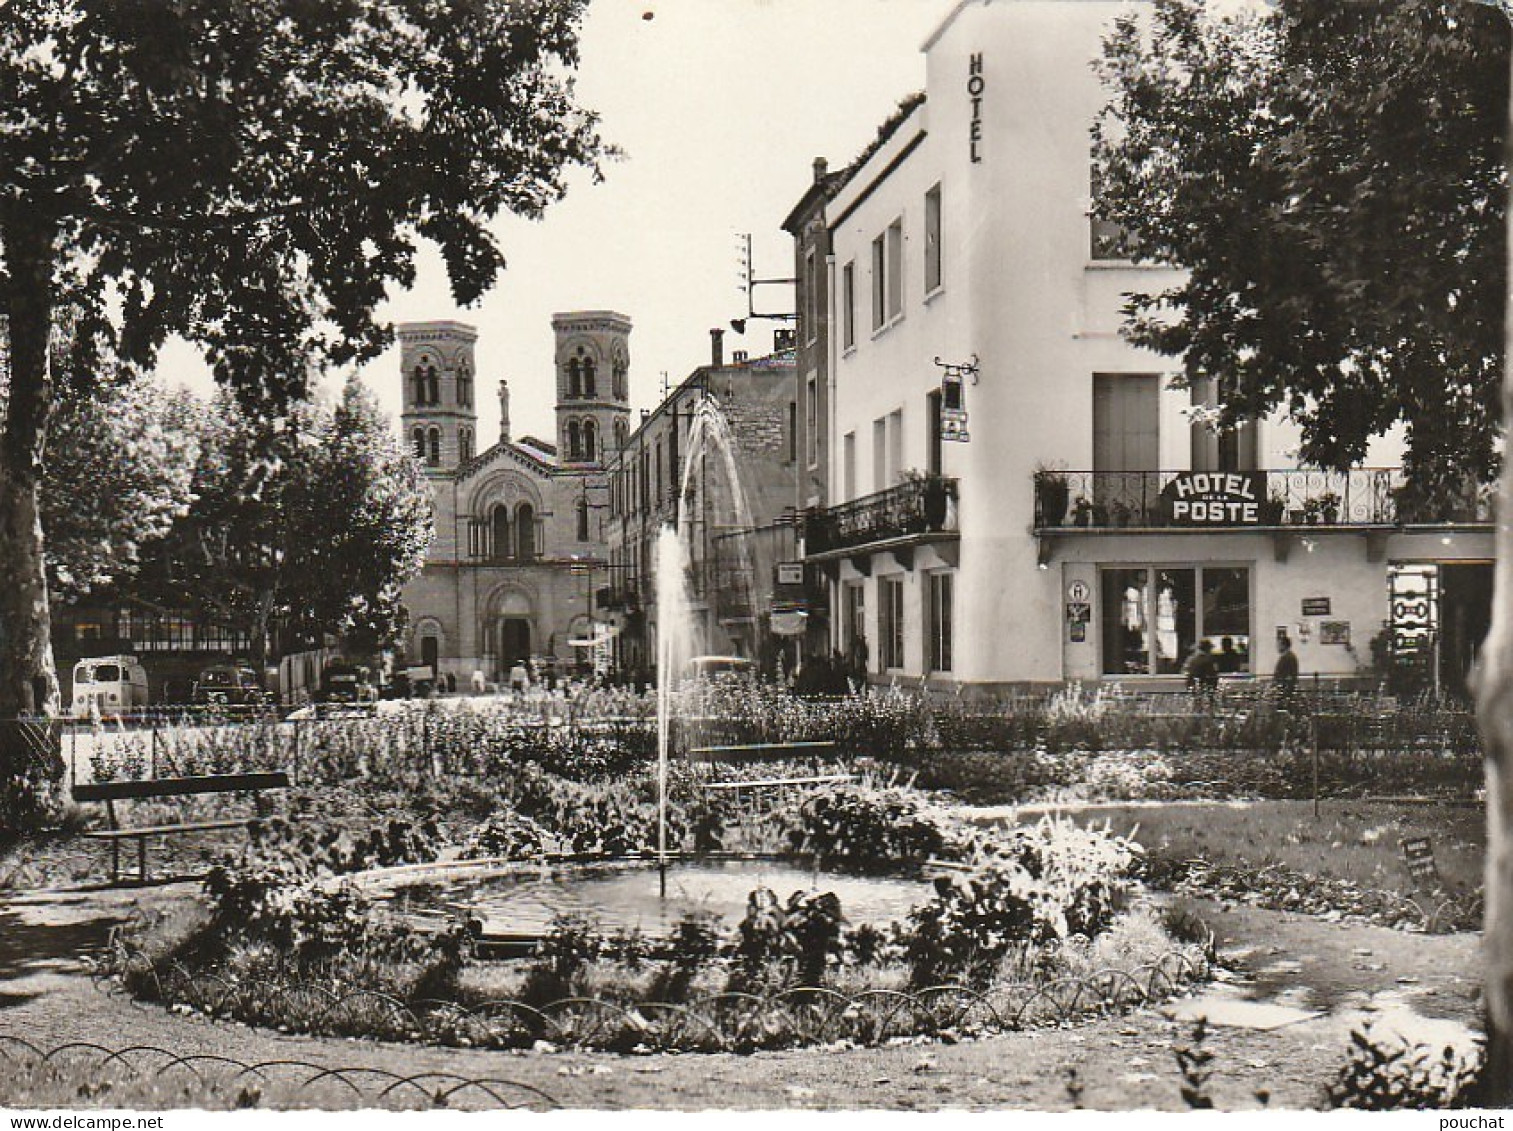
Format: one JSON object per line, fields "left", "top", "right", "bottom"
{"left": 0, "top": 881, "right": 1483, "bottom": 1111}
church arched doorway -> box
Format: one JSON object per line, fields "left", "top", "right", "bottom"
{"left": 499, "top": 619, "right": 531, "bottom": 670}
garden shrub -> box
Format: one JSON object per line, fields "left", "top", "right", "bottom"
{"left": 733, "top": 887, "right": 845, "bottom": 988}
{"left": 647, "top": 912, "right": 722, "bottom": 1001}
{"left": 906, "top": 818, "right": 1138, "bottom": 987}
{"left": 246, "top": 812, "right": 441, "bottom": 876}
{"left": 459, "top": 811, "right": 552, "bottom": 861}
{"left": 783, "top": 782, "right": 952, "bottom": 870}
{"left": 1326, "top": 1023, "right": 1483, "bottom": 1109}
{"left": 519, "top": 914, "right": 602, "bottom": 1004}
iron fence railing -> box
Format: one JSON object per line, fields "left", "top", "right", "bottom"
{"left": 1032, "top": 468, "right": 1493, "bottom": 530}
{"left": 804, "top": 475, "right": 958, "bottom": 555}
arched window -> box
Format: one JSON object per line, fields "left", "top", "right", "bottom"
{"left": 576, "top": 496, "right": 590, "bottom": 542}
{"left": 614, "top": 419, "right": 628, "bottom": 451}
{"left": 567, "top": 421, "right": 581, "bottom": 460}
{"left": 457, "top": 365, "right": 472, "bottom": 408}
{"left": 613, "top": 355, "right": 627, "bottom": 400}
{"left": 458, "top": 427, "right": 472, "bottom": 463}
{"left": 516, "top": 502, "right": 536, "bottom": 559}
{"left": 413, "top": 365, "right": 428, "bottom": 405}
{"left": 583, "top": 358, "right": 597, "bottom": 398}
{"left": 412, "top": 426, "right": 426, "bottom": 459}
{"left": 427, "top": 427, "right": 441, "bottom": 466}
{"left": 583, "top": 419, "right": 597, "bottom": 462}
{"left": 491, "top": 503, "right": 511, "bottom": 561}
{"left": 425, "top": 365, "right": 439, "bottom": 406}
{"left": 568, "top": 358, "right": 581, "bottom": 399}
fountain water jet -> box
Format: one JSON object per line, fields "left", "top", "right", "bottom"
{"left": 655, "top": 395, "right": 769, "bottom": 895}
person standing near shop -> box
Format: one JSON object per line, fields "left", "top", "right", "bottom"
{"left": 1273, "top": 635, "right": 1300, "bottom": 708}
{"left": 1183, "top": 638, "right": 1220, "bottom": 705}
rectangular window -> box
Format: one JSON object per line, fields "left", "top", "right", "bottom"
{"left": 842, "top": 261, "right": 856, "bottom": 348}
{"left": 1101, "top": 565, "right": 1252, "bottom": 676}
{"left": 926, "top": 389, "right": 942, "bottom": 476}
{"left": 886, "top": 218, "right": 904, "bottom": 320}
{"left": 1189, "top": 376, "right": 1258, "bottom": 473}
{"left": 843, "top": 582, "right": 866, "bottom": 665}
{"left": 805, "top": 374, "right": 819, "bottom": 467}
{"left": 924, "top": 184, "right": 942, "bottom": 293}
{"left": 788, "top": 400, "right": 798, "bottom": 464}
{"left": 1093, "top": 373, "right": 1160, "bottom": 518}
{"left": 879, "top": 575, "right": 905, "bottom": 670}
{"left": 804, "top": 247, "right": 818, "bottom": 345}
{"left": 888, "top": 408, "right": 903, "bottom": 485}
{"left": 843, "top": 431, "right": 857, "bottom": 501}
{"left": 927, "top": 571, "right": 953, "bottom": 673}
{"left": 871, "top": 235, "right": 886, "bottom": 330}
{"left": 873, "top": 417, "right": 888, "bottom": 493}
{"left": 1090, "top": 163, "right": 1140, "bottom": 261}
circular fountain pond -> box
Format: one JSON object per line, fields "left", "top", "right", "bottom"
{"left": 371, "top": 858, "right": 933, "bottom": 955}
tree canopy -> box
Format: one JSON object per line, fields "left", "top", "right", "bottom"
{"left": 0, "top": 0, "right": 607, "bottom": 830}
{"left": 1093, "top": 0, "right": 1509, "bottom": 512}
{"left": 131, "top": 378, "right": 433, "bottom": 668}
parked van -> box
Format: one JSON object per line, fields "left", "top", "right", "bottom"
{"left": 70, "top": 656, "right": 150, "bottom": 719}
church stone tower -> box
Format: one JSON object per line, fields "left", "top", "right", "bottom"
{"left": 552, "top": 311, "right": 631, "bottom": 466}
{"left": 399, "top": 321, "right": 479, "bottom": 472}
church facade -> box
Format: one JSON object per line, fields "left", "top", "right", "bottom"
{"left": 397, "top": 312, "right": 631, "bottom": 683}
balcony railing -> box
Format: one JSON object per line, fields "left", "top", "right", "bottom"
{"left": 805, "top": 475, "right": 959, "bottom": 556}
{"left": 1033, "top": 468, "right": 1493, "bottom": 531}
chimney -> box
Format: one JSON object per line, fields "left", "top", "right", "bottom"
{"left": 710, "top": 327, "right": 724, "bottom": 368}
{"left": 498, "top": 379, "right": 511, "bottom": 443}
{"left": 813, "top": 157, "right": 828, "bottom": 183}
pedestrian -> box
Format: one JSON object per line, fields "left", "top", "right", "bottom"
{"left": 1273, "top": 634, "right": 1300, "bottom": 709}
{"left": 470, "top": 668, "right": 486, "bottom": 695}
{"left": 1183, "top": 638, "right": 1220, "bottom": 705}
{"left": 509, "top": 660, "right": 529, "bottom": 694}
{"left": 1217, "top": 635, "right": 1243, "bottom": 674}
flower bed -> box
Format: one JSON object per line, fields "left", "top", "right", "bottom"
{"left": 106, "top": 769, "right": 1212, "bottom": 1053}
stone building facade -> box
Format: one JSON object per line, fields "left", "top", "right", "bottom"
{"left": 602, "top": 333, "right": 800, "bottom": 676}
{"left": 398, "top": 314, "right": 631, "bottom": 682}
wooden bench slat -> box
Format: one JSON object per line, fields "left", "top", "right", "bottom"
{"left": 72, "top": 771, "right": 290, "bottom": 803}
{"left": 706, "top": 773, "right": 855, "bottom": 791}
{"left": 690, "top": 741, "right": 836, "bottom": 755}
{"left": 83, "top": 819, "right": 248, "bottom": 840}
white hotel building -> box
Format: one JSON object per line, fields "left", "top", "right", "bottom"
{"left": 801, "top": 0, "right": 1492, "bottom": 694}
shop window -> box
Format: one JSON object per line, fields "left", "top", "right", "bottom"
{"left": 1101, "top": 565, "right": 1251, "bottom": 676}
{"left": 927, "top": 571, "right": 953, "bottom": 673}
{"left": 879, "top": 575, "right": 905, "bottom": 670}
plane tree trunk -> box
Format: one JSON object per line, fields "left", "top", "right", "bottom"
{"left": 0, "top": 211, "right": 63, "bottom": 838}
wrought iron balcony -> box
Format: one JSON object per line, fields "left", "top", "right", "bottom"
{"left": 805, "top": 475, "right": 959, "bottom": 556}
{"left": 1032, "top": 468, "right": 1493, "bottom": 531}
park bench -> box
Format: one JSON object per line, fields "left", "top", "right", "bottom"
{"left": 688, "top": 740, "right": 838, "bottom": 763}
{"left": 72, "top": 770, "right": 291, "bottom": 884}
{"left": 702, "top": 772, "right": 855, "bottom": 803}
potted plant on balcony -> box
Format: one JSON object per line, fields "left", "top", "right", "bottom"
{"left": 1072, "top": 495, "right": 1094, "bottom": 526}
{"left": 1260, "top": 493, "right": 1286, "bottom": 526}
{"left": 1034, "top": 464, "right": 1070, "bottom": 527}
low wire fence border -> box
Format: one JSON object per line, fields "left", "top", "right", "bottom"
{"left": 105, "top": 948, "right": 1210, "bottom": 1055}
{"left": 0, "top": 1034, "right": 559, "bottom": 1111}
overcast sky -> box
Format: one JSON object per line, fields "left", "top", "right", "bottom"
{"left": 156, "top": 0, "right": 954, "bottom": 446}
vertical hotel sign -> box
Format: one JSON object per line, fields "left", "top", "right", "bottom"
{"left": 968, "top": 54, "right": 984, "bottom": 163}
